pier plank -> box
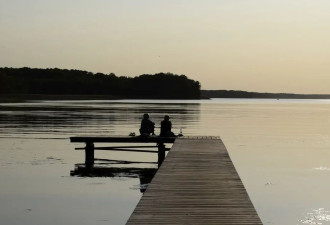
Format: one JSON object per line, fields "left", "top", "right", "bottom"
{"left": 126, "top": 137, "right": 262, "bottom": 224}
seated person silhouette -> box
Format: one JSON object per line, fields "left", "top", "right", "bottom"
{"left": 160, "top": 115, "right": 176, "bottom": 137}
{"left": 139, "top": 113, "right": 155, "bottom": 136}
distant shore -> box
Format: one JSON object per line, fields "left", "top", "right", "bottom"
{"left": 1, "top": 92, "right": 330, "bottom": 103}
{"left": 0, "top": 94, "right": 206, "bottom": 103}
{"left": 0, "top": 94, "right": 120, "bottom": 103}
{"left": 202, "top": 90, "right": 330, "bottom": 99}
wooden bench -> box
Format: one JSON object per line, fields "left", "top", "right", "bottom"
{"left": 70, "top": 136, "right": 177, "bottom": 167}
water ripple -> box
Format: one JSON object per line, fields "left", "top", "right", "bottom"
{"left": 299, "top": 208, "right": 330, "bottom": 224}
{"left": 313, "top": 167, "right": 330, "bottom": 171}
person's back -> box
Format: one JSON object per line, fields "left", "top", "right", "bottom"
{"left": 139, "top": 114, "right": 155, "bottom": 136}
{"left": 160, "top": 115, "right": 174, "bottom": 137}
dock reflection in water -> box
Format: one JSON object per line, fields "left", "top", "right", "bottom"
{"left": 70, "top": 160, "right": 157, "bottom": 193}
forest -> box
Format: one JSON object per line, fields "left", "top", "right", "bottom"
{"left": 0, "top": 67, "right": 201, "bottom": 99}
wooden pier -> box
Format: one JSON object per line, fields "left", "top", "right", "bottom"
{"left": 70, "top": 136, "right": 262, "bottom": 224}
{"left": 126, "top": 136, "right": 262, "bottom": 224}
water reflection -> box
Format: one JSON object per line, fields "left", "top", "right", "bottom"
{"left": 299, "top": 208, "right": 330, "bottom": 224}
{"left": 70, "top": 160, "right": 157, "bottom": 193}
{"left": 0, "top": 100, "right": 201, "bottom": 138}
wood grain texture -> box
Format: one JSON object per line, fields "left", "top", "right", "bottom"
{"left": 126, "top": 136, "right": 263, "bottom": 225}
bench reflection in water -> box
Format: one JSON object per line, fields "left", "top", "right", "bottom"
{"left": 70, "top": 159, "right": 157, "bottom": 193}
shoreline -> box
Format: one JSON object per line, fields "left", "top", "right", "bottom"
{"left": 1, "top": 94, "right": 329, "bottom": 104}
{"left": 0, "top": 94, "right": 120, "bottom": 103}
{"left": 0, "top": 94, "right": 206, "bottom": 103}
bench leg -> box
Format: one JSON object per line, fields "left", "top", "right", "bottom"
{"left": 85, "top": 142, "right": 94, "bottom": 168}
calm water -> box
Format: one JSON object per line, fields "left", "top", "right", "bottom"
{"left": 0, "top": 98, "right": 330, "bottom": 225}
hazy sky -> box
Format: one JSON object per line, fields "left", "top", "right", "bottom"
{"left": 1, "top": 0, "right": 330, "bottom": 93}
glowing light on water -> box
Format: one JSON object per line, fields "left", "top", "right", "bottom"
{"left": 313, "top": 167, "right": 330, "bottom": 171}
{"left": 299, "top": 208, "right": 330, "bottom": 224}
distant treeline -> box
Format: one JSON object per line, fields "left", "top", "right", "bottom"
{"left": 0, "top": 67, "right": 201, "bottom": 99}
{"left": 202, "top": 90, "right": 330, "bottom": 99}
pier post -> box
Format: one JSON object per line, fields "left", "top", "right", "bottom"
{"left": 158, "top": 143, "right": 165, "bottom": 168}
{"left": 85, "top": 142, "right": 94, "bottom": 168}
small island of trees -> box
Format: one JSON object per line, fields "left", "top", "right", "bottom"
{"left": 0, "top": 67, "right": 201, "bottom": 99}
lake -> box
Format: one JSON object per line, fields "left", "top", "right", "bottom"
{"left": 0, "top": 98, "right": 329, "bottom": 225}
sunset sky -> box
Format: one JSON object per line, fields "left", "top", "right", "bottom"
{"left": 1, "top": 0, "right": 330, "bottom": 94}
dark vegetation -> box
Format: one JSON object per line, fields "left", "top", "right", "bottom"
{"left": 202, "top": 90, "right": 330, "bottom": 99}
{"left": 0, "top": 67, "right": 201, "bottom": 99}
